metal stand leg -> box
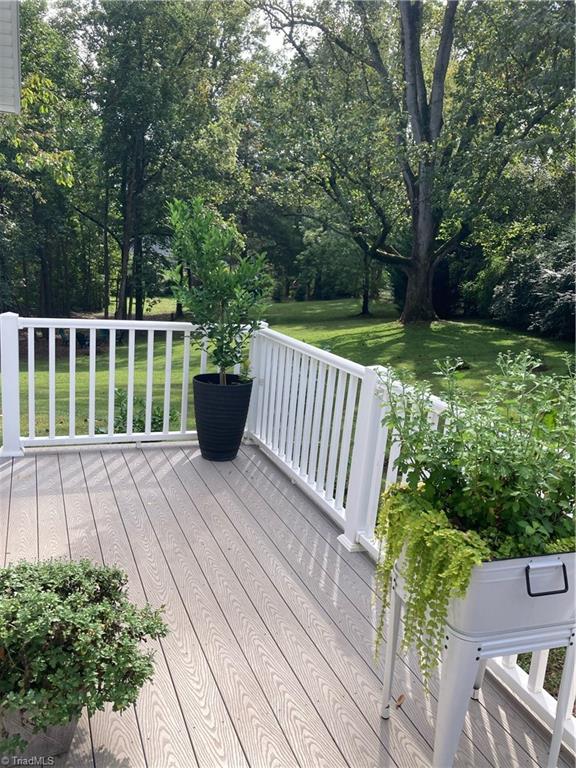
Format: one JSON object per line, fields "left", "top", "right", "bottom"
{"left": 433, "top": 634, "right": 480, "bottom": 768}
{"left": 547, "top": 635, "right": 576, "bottom": 768}
{"left": 381, "top": 583, "right": 402, "bottom": 720}
{"left": 471, "top": 658, "right": 488, "bottom": 701}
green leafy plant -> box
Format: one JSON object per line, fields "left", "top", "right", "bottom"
{"left": 95, "top": 389, "right": 179, "bottom": 434}
{"left": 375, "top": 351, "right": 575, "bottom": 682}
{"left": 0, "top": 560, "right": 167, "bottom": 754}
{"left": 167, "top": 197, "right": 272, "bottom": 384}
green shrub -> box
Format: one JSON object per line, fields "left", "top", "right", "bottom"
{"left": 0, "top": 560, "right": 167, "bottom": 753}
{"left": 490, "top": 226, "right": 575, "bottom": 341}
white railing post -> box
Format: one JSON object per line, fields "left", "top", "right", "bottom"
{"left": 337, "top": 366, "right": 381, "bottom": 551}
{"left": 245, "top": 328, "right": 264, "bottom": 438}
{"left": 0, "top": 312, "right": 24, "bottom": 457}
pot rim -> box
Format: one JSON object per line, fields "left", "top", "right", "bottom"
{"left": 193, "top": 373, "right": 253, "bottom": 387}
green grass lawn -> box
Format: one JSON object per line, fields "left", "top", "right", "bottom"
{"left": 267, "top": 298, "right": 572, "bottom": 395}
{"left": 16, "top": 296, "right": 572, "bottom": 437}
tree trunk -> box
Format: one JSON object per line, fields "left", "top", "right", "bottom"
{"left": 39, "top": 244, "right": 50, "bottom": 317}
{"left": 400, "top": 263, "right": 436, "bottom": 323}
{"left": 361, "top": 252, "right": 371, "bottom": 315}
{"left": 116, "top": 174, "right": 134, "bottom": 319}
{"left": 103, "top": 183, "right": 110, "bottom": 319}
{"left": 175, "top": 263, "right": 184, "bottom": 318}
{"left": 133, "top": 235, "right": 144, "bottom": 320}
{"left": 399, "top": 162, "right": 440, "bottom": 323}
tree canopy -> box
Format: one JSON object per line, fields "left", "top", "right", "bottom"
{"left": 0, "top": 0, "right": 573, "bottom": 337}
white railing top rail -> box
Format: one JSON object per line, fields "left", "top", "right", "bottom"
{"left": 372, "top": 363, "right": 448, "bottom": 415}
{"left": 18, "top": 316, "right": 198, "bottom": 333}
{"left": 257, "top": 326, "right": 367, "bottom": 378}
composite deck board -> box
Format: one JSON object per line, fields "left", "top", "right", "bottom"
{"left": 0, "top": 444, "right": 568, "bottom": 768}
{"left": 204, "top": 452, "right": 491, "bottom": 768}
{"left": 80, "top": 450, "right": 197, "bottom": 768}
{"left": 232, "top": 451, "right": 536, "bottom": 768}
{"left": 181, "top": 448, "right": 425, "bottom": 768}
{"left": 110, "top": 448, "right": 294, "bottom": 768}
{"left": 0, "top": 458, "right": 12, "bottom": 567}
{"left": 58, "top": 451, "right": 147, "bottom": 768}
{"left": 133, "top": 448, "right": 343, "bottom": 768}
{"left": 239, "top": 446, "right": 378, "bottom": 589}
{"left": 154, "top": 447, "right": 356, "bottom": 768}
{"left": 6, "top": 456, "right": 37, "bottom": 562}
{"left": 238, "top": 446, "right": 566, "bottom": 768}
{"left": 8, "top": 454, "right": 95, "bottom": 768}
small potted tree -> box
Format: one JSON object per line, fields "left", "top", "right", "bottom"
{"left": 0, "top": 559, "right": 167, "bottom": 760}
{"left": 168, "top": 197, "right": 272, "bottom": 461}
{"left": 375, "top": 351, "right": 575, "bottom": 683}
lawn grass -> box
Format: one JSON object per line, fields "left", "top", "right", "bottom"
{"left": 18, "top": 333, "right": 203, "bottom": 438}
{"left": 15, "top": 295, "right": 572, "bottom": 437}
{"left": 264, "top": 298, "right": 572, "bottom": 396}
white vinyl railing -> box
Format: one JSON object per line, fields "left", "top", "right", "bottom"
{"left": 246, "top": 326, "right": 575, "bottom": 756}
{"left": 1, "top": 312, "right": 574, "bottom": 752}
{"left": 0, "top": 312, "right": 209, "bottom": 452}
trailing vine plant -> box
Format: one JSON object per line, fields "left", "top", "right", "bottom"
{"left": 375, "top": 352, "right": 575, "bottom": 684}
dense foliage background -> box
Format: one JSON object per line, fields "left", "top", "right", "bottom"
{"left": 0, "top": 0, "right": 573, "bottom": 338}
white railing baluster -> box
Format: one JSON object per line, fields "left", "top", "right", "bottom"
{"left": 325, "top": 369, "right": 346, "bottom": 502}
{"left": 335, "top": 375, "right": 358, "bottom": 510}
{"left": 265, "top": 342, "right": 279, "bottom": 447}
{"left": 27, "top": 327, "right": 35, "bottom": 439}
{"left": 88, "top": 328, "right": 96, "bottom": 436}
{"left": 300, "top": 357, "right": 318, "bottom": 479}
{"left": 163, "top": 330, "right": 173, "bottom": 433}
{"left": 384, "top": 425, "right": 402, "bottom": 489}
{"left": 272, "top": 343, "right": 286, "bottom": 453}
{"left": 316, "top": 365, "right": 336, "bottom": 493}
{"left": 278, "top": 347, "right": 293, "bottom": 458}
{"left": 307, "top": 359, "right": 326, "bottom": 480}
{"left": 245, "top": 332, "right": 260, "bottom": 436}
{"left": 292, "top": 355, "right": 309, "bottom": 471}
{"left": 528, "top": 650, "right": 550, "bottom": 694}
{"left": 180, "top": 330, "right": 190, "bottom": 433}
{"left": 69, "top": 329, "right": 76, "bottom": 438}
{"left": 285, "top": 351, "right": 300, "bottom": 465}
{"left": 48, "top": 327, "right": 56, "bottom": 438}
{"left": 107, "top": 329, "right": 116, "bottom": 435}
{"left": 145, "top": 329, "right": 154, "bottom": 434}
{"left": 256, "top": 338, "right": 272, "bottom": 439}
{"left": 126, "top": 328, "right": 135, "bottom": 435}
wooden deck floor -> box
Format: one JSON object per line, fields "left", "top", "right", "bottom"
{"left": 0, "top": 443, "right": 566, "bottom": 768}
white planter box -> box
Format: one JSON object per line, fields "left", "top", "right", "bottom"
{"left": 395, "top": 550, "right": 575, "bottom": 637}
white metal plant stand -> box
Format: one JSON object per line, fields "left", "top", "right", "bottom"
{"left": 381, "top": 555, "right": 576, "bottom": 768}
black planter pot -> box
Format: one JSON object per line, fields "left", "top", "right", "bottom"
{"left": 193, "top": 374, "right": 253, "bottom": 461}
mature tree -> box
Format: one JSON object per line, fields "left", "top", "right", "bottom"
{"left": 0, "top": 0, "right": 99, "bottom": 316}
{"left": 261, "top": 0, "right": 574, "bottom": 321}
{"left": 81, "top": 0, "right": 259, "bottom": 319}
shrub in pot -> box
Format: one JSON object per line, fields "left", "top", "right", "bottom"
{"left": 0, "top": 559, "right": 167, "bottom": 759}
{"left": 375, "top": 351, "right": 575, "bottom": 683}
{"left": 168, "top": 197, "right": 272, "bottom": 461}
